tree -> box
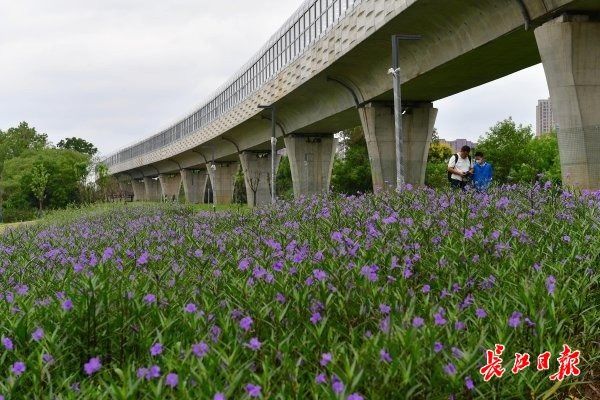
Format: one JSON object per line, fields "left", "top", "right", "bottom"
{"left": 508, "top": 132, "right": 561, "bottom": 183}
{"left": 1, "top": 148, "right": 90, "bottom": 221}
{"left": 475, "top": 118, "right": 534, "bottom": 183}
{"left": 57, "top": 137, "right": 98, "bottom": 156}
{"left": 0, "top": 122, "right": 49, "bottom": 174}
{"left": 276, "top": 156, "right": 293, "bottom": 199}
{"left": 427, "top": 141, "right": 453, "bottom": 164}
{"left": 331, "top": 127, "right": 372, "bottom": 194}
{"left": 29, "top": 163, "right": 49, "bottom": 212}
{"left": 232, "top": 168, "right": 247, "bottom": 205}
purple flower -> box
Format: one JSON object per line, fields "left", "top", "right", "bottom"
{"left": 275, "top": 293, "right": 286, "bottom": 303}
{"left": 443, "top": 363, "right": 457, "bottom": 376}
{"left": 332, "top": 377, "right": 345, "bottom": 394}
{"left": 360, "top": 265, "right": 378, "bottom": 282}
{"left": 84, "top": 357, "right": 101, "bottom": 375}
{"left": 422, "top": 284, "right": 431, "bottom": 294}
{"left": 137, "top": 367, "right": 148, "bottom": 379}
{"left": 2, "top": 337, "right": 14, "bottom": 350}
{"left": 451, "top": 347, "right": 463, "bottom": 359}
{"left": 246, "top": 337, "right": 262, "bottom": 351}
{"left": 245, "top": 383, "right": 262, "bottom": 398}
{"left": 320, "top": 352, "right": 333, "bottom": 366}
{"left": 165, "top": 373, "right": 178, "bottom": 388}
{"left": 137, "top": 365, "right": 161, "bottom": 380}
{"left": 310, "top": 312, "right": 322, "bottom": 324}
{"left": 380, "top": 349, "right": 392, "bottom": 363}
{"left": 192, "top": 342, "right": 209, "bottom": 358}
{"left": 348, "top": 394, "right": 364, "bottom": 400}
{"left": 546, "top": 275, "right": 556, "bottom": 295}
{"left": 238, "top": 259, "right": 251, "bottom": 271}
{"left": 465, "top": 376, "right": 475, "bottom": 390}
{"left": 532, "top": 262, "right": 541, "bottom": 272}
{"left": 32, "top": 327, "right": 44, "bottom": 342}
{"left": 150, "top": 342, "right": 163, "bottom": 356}
{"left": 475, "top": 308, "right": 487, "bottom": 318}
{"left": 12, "top": 361, "right": 26, "bottom": 376}
{"left": 433, "top": 342, "right": 443, "bottom": 353}
{"left": 562, "top": 235, "right": 571, "bottom": 243}
{"left": 137, "top": 251, "right": 149, "bottom": 265}
{"left": 239, "top": 316, "right": 253, "bottom": 331}
{"left": 143, "top": 294, "right": 156, "bottom": 304}
{"left": 62, "top": 299, "right": 73, "bottom": 311}
{"left": 214, "top": 393, "right": 225, "bottom": 400}
{"left": 433, "top": 308, "right": 447, "bottom": 326}
{"left": 412, "top": 317, "right": 424, "bottom": 328}
{"left": 454, "top": 321, "right": 466, "bottom": 331}
{"left": 42, "top": 353, "right": 54, "bottom": 364}
{"left": 315, "top": 373, "right": 327, "bottom": 384}
{"left": 313, "top": 269, "right": 328, "bottom": 281}
{"left": 508, "top": 311, "right": 522, "bottom": 328}
{"left": 379, "top": 303, "right": 391, "bottom": 314}
{"left": 184, "top": 303, "right": 197, "bottom": 313}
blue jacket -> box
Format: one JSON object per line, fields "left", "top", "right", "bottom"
{"left": 473, "top": 162, "right": 493, "bottom": 189}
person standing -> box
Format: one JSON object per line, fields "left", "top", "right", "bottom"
{"left": 447, "top": 145, "right": 473, "bottom": 190}
{"left": 473, "top": 151, "right": 493, "bottom": 192}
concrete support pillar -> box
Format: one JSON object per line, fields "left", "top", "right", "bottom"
{"left": 159, "top": 173, "right": 182, "bottom": 202}
{"left": 118, "top": 180, "right": 133, "bottom": 197}
{"left": 131, "top": 179, "right": 146, "bottom": 201}
{"left": 284, "top": 133, "right": 336, "bottom": 198}
{"left": 239, "top": 151, "right": 281, "bottom": 207}
{"left": 535, "top": 15, "right": 600, "bottom": 189}
{"left": 359, "top": 103, "right": 396, "bottom": 192}
{"left": 143, "top": 177, "right": 161, "bottom": 202}
{"left": 206, "top": 162, "right": 238, "bottom": 204}
{"left": 359, "top": 102, "right": 437, "bottom": 191}
{"left": 403, "top": 104, "right": 438, "bottom": 185}
{"left": 181, "top": 169, "right": 208, "bottom": 204}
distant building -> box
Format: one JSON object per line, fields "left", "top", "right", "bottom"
{"left": 439, "top": 138, "right": 477, "bottom": 153}
{"left": 536, "top": 98, "right": 558, "bottom": 136}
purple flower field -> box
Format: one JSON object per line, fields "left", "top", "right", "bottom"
{"left": 0, "top": 183, "right": 598, "bottom": 399}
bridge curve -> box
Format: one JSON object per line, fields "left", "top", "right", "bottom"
{"left": 106, "top": 0, "right": 600, "bottom": 205}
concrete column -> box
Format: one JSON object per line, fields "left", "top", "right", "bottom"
{"left": 181, "top": 169, "right": 208, "bottom": 204}
{"left": 206, "top": 162, "right": 239, "bottom": 204}
{"left": 535, "top": 15, "right": 600, "bottom": 189}
{"left": 359, "top": 103, "right": 396, "bottom": 192}
{"left": 143, "top": 177, "right": 161, "bottom": 202}
{"left": 359, "top": 102, "right": 437, "bottom": 190}
{"left": 403, "top": 104, "right": 438, "bottom": 186}
{"left": 239, "top": 151, "right": 282, "bottom": 207}
{"left": 131, "top": 179, "right": 146, "bottom": 201}
{"left": 159, "top": 173, "right": 182, "bottom": 202}
{"left": 284, "top": 133, "right": 337, "bottom": 197}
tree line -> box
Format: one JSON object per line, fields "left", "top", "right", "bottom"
{"left": 1, "top": 118, "right": 561, "bottom": 219}
{"left": 0, "top": 122, "right": 98, "bottom": 222}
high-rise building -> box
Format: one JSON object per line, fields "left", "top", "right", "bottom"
{"left": 439, "top": 138, "right": 477, "bottom": 153}
{"left": 536, "top": 98, "right": 558, "bottom": 136}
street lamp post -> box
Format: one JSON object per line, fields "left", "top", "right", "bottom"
{"left": 389, "top": 34, "right": 421, "bottom": 191}
{"left": 258, "top": 104, "right": 277, "bottom": 204}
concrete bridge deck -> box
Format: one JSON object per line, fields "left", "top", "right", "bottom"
{"left": 105, "top": 0, "right": 600, "bottom": 205}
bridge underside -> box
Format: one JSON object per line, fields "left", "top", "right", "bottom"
{"left": 112, "top": 0, "right": 600, "bottom": 205}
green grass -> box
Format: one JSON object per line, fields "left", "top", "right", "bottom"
{"left": 0, "top": 186, "right": 598, "bottom": 399}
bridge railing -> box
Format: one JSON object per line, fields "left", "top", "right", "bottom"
{"left": 103, "top": 0, "right": 363, "bottom": 169}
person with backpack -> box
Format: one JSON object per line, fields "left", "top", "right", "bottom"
{"left": 447, "top": 145, "right": 473, "bottom": 190}
{"left": 473, "top": 151, "right": 493, "bottom": 192}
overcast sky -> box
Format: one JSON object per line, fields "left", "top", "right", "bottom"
{"left": 0, "top": 0, "right": 549, "bottom": 156}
